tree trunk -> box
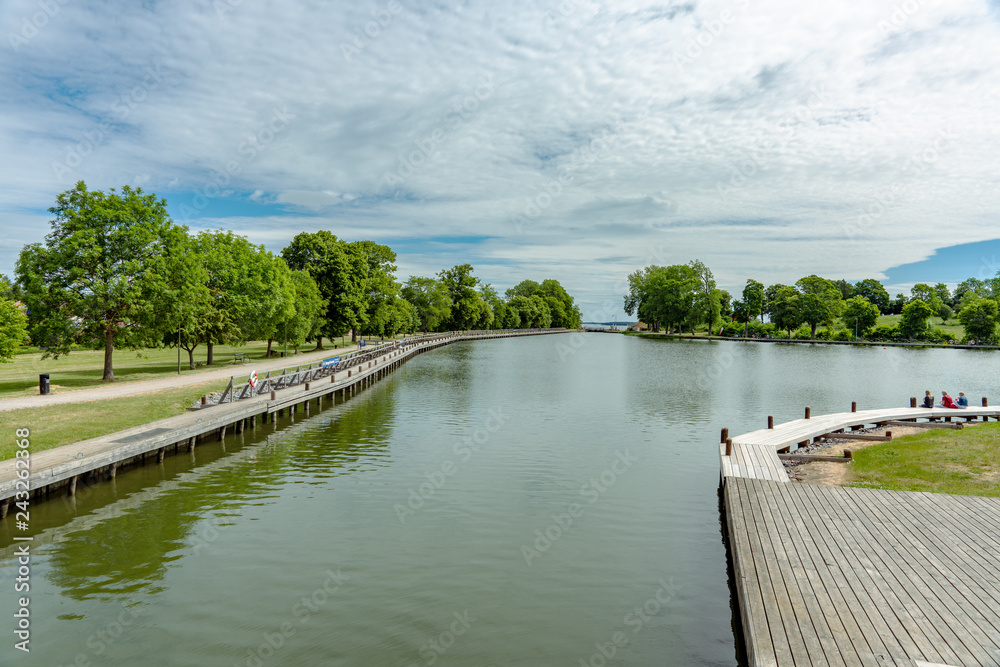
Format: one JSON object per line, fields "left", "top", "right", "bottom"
{"left": 810, "top": 323, "right": 818, "bottom": 339}
{"left": 102, "top": 329, "right": 115, "bottom": 381}
{"left": 313, "top": 337, "right": 323, "bottom": 350}
{"left": 266, "top": 338, "right": 273, "bottom": 357}
{"left": 207, "top": 341, "right": 214, "bottom": 365}
{"left": 187, "top": 348, "right": 195, "bottom": 370}
{"left": 351, "top": 329, "right": 357, "bottom": 342}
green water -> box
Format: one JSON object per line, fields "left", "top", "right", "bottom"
{"left": 1, "top": 334, "right": 994, "bottom": 665}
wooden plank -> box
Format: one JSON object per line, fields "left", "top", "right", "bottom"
{"left": 725, "top": 479, "right": 778, "bottom": 667}
{"left": 749, "top": 478, "right": 849, "bottom": 666}
{"left": 789, "top": 482, "right": 923, "bottom": 665}
{"left": 812, "top": 484, "right": 971, "bottom": 666}
{"left": 777, "top": 453, "right": 851, "bottom": 463}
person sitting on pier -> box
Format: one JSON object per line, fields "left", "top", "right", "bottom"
{"left": 957, "top": 392, "right": 969, "bottom": 408}
{"left": 939, "top": 391, "right": 959, "bottom": 409}
{"left": 921, "top": 390, "right": 934, "bottom": 408}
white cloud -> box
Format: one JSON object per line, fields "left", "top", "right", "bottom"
{"left": 2, "top": 0, "right": 1000, "bottom": 318}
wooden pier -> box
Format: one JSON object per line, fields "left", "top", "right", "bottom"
{"left": 721, "top": 405, "right": 1000, "bottom": 667}
{"left": 0, "top": 329, "right": 569, "bottom": 513}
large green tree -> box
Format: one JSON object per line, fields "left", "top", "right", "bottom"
{"left": 796, "top": 275, "right": 844, "bottom": 338}
{"left": 852, "top": 279, "right": 890, "bottom": 314}
{"left": 742, "top": 279, "right": 765, "bottom": 324}
{"left": 841, "top": 296, "right": 880, "bottom": 339}
{"left": 770, "top": 287, "right": 802, "bottom": 338}
{"left": 899, "top": 299, "right": 934, "bottom": 339}
{"left": 401, "top": 276, "right": 452, "bottom": 332}
{"left": 958, "top": 298, "right": 999, "bottom": 343}
{"left": 266, "top": 268, "right": 326, "bottom": 356}
{"left": 194, "top": 230, "right": 294, "bottom": 364}
{"left": 0, "top": 298, "right": 28, "bottom": 362}
{"left": 16, "top": 182, "right": 192, "bottom": 380}
{"left": 282, "top": 231, "right": 361, "bottom": 345}
{"left": 439, "top": 264, "right": 488, "bottom": 330}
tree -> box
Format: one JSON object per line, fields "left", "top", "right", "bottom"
{"left": 891, "top": 293, "right": 908, "bottom": 315}
{"left": 439, "top": 264, "right": 486, "bottom": 330}
{"left": 834, "top": 279, "right": 854, "bottom": 300}
{"left": 16, "top": 182, "right": 192, "bottom": 380}
{"left": 899, "top": 299, "right": 934, "bottom": 339}
{"left": 796, "top": 275, "right": 844, "bottom": 338}
{"left": 958, "top": 299, "right": 999, "bottom": 343}
{"left": 953, "top": 277, "right": 989, "bottom": 303}
{"left": 624, "top": 266, "right": 667, "bottom": 331}
{"left": 508, "top": 295, "right": 537, "bottom": 328}
{"left": 730, "top": 300, "right": 751, "bottom": 336}
{"left": 764, "top": 283, "right": 793, "bottom": 323}
{"left": 194, "top": 230, "right": 294, "bottom": 364}
{"left": 770, "top": 287, "right": 802, "bottom": 337}
{"left": 401, "top": 276, "right": 451, "bottom": 332}
{"left": 688, "top": 260, "right": 718, "bottom": 334}
{"left": 349, "top": 240, "right": 399, "bottom": 339}
{"left": 282, "top": 231, "right": 362, "bottom": 345}
{"left": 853, "top": 279, "right": 890, "bottom": 314}
{"left": 266, "top": 269, "right": 326, "bottom": 356}
{"left": 742, "top": 279, "right": 765, "bottom": 324}
{"left": 0, "top": 298, "right": 28, "bottom": 362}
{"left": 841, "top": 296, "right": 880, "bottom": 339}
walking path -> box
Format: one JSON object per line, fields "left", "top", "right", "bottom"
{"left": 721, "top": 407, "right": 1000, "bottom": 666}
{"left": 0, "top": 344, "right": 360, "bottom": 412}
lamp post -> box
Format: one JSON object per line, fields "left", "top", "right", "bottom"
{"left": 284, "top": 320, "right": 287, "bottom": 359}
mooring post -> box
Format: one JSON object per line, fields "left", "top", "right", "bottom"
{"left": 0, "top": 500, "right": 9, "bottom": 519}
{"left": 805, "top": 407, "right": 811, "bottom": 419}
{"left": 844, "top": 450, "right": 852, "bottom": 459}
{"left": 983, "top": 397, "right": 989, "bottom": 407}
{"left": 768, "top": 415, "right": 774, "bottom": 429}
{"left": 305, "top": 382, "right": 310, "bottom": 391}
{"left": 157, "top": 448, "right": 165, "bottom": 463}
{"left": 886, "top": 431, "right": 892, "bottom": 439}
{"left": 218, "top": 425, "right": 227, "bottom": 441}
{"left": 720, "top": 427, "right": 729, "bottom": 443}
{"left": 725, "top": 438, "right": 733, "bottom": 456}
{"left": 201, "top": 395, "right": 207, "bottom": 406}
{"left": 68, "top": 476, "right": 78, "bottom": 496}
{"left": 910, "top": 397, "right": 917, "bottom": 408}
{"left": 110, "top": 462, "right": 118, "bottom": 479}
{"left": 851, "top": 401, "right": 857, "bottom": 413}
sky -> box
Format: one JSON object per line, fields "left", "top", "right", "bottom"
{"left": 2, "top": 0, "right": 1000, "bottom": 321}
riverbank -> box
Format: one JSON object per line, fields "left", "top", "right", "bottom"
{"left": 623, "top": 329, "right": 1000, "bottom": 351}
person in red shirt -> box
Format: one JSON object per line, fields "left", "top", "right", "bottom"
{"left": 940, "top": 392, "right": 959, "bottom": 409}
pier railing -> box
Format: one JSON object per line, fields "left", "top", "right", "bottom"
{"left": 211, "top": 329, "right": 554, "bottom": 405}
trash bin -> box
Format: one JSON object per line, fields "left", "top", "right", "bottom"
{"left": 39, "top": 373, "right": 50, "bottom": 395}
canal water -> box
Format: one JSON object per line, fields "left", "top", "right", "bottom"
{"left": 1, "top": 334, "right": 993, "bottom": 666}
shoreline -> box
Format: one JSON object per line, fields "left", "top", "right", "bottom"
{"left": 622, "top": 329, "right": 1000, "bottom": 351}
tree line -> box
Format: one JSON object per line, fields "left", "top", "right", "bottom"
{"left": 624, "top": 262, "right": 1000, "bottom": 344}
{"left": 0, "top": 182, "right": 581, "bottom": 377}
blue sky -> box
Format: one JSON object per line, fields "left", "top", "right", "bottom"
{"left": 2, "top": 0, "right": 1000, "bottom": 320}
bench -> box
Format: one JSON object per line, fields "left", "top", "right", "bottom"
{"left": 233, "top": 352, "right": 249, "bottom": 365}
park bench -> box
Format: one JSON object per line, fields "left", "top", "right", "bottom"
{"left": 233, "top": 352, "right": 249, "bottom": 365}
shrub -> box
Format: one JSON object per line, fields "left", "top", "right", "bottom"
{"left": 868, "top": 325, "right": 901, "bottom": 342}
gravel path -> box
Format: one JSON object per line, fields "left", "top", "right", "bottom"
{"left": 0, "top": 344, "right": 360, "bottom": 412}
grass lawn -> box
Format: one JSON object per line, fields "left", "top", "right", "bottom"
{"left": 847, "top": 423, "right": 1000, "bottom": 497}
{"left": 876, "top": 314, "right": 965, "bottom": 338}
{"left": 0, "top": 379, "right": 228, "bottom": 461}
{"left": 1, "top": 336, "right": 357, "bottom": 400}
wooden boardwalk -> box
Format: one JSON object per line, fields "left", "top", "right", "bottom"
{"left": 722, "top": 407, "right": 1000, "bottom": 667}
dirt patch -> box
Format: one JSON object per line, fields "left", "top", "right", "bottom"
{"left": 785, "top": 424, "right": 975, "bottom": 487}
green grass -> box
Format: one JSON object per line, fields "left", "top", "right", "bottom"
{"left": 0, "top": 337, "right": 357, "bottom": 400}
{"left": 876, "top": 314, "right": 965, "bottom": 338}
{"left": 847, "top": 423, "right": 1000, "bottom": 497}
{"left": 0, "top": 380, "right": 229, "bottom": 461}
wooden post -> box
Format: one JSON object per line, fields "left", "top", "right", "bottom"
{"left": 725, "top": 438, "right": 732, "bottom": 456}
{"left": 305, "top": 382, "right": 310, "bottom": 391}
{"left": 851, "top": 401, "right": 857, "bottom": 413}
{"left": 250, "top": 415, "right": 257, "bottom": 429}
{"left": 910, "top": 397, "right": 917, "bottom": 408}
{"left": 201, "top": 395, "right": 207, "bottom": 406}
{"left": 189, "top": 436, "right": 197, "bottom": 452}
{"left": 767, "top": 415, "right": 774, "bottom": 429}
{"left": 271, "top": 390, "right": 276, "bottom": 400}
{"left": 886, "top": 431, "right": 892, "bottom": 439}
{"left": 218, "top": 425, "right": 227, "bottom": 441}
{"left": 805, "top": 407, "right": 811, "bottom": 419}
{"left": 156, "top": 448, "right": 164, "bottom": 463}
{"left": 844, "top": 449, "right": 852, "bottom": 459}
{"left": 982, "top": 397, "right": 989, "bottom": 407}
{"left": 331, "top": 374, "right": 336, "bottom": 383}
{"left": 721, "top": 427, "right": 729, "bottom": 443}
{"left": 109, "top": 462, "right": 118, "bottom": 479}
{"left": 0, "top": 500, "right": 9, "bottom": 519}
{"left": 68, "top": 476, "right": 78, "bottom": 496}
